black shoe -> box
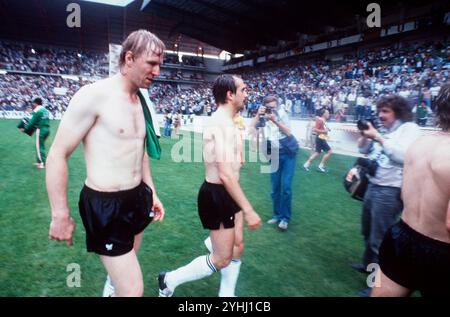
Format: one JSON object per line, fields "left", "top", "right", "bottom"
{"left": 358, "top": 287, "right": 372, "bottom": 297}
{"left": 350, "top": 263, "right": 367, "bottom": 274}
{"left": 158, "top": 272, "right": 173, "bottom": 297}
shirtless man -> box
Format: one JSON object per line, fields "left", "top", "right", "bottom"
{"left": 372, "top": 83, "right": 450, "bottom": 297}
{"left": 158, "top": 74, "right": 262, "bottom": 297}
{"left": 47, "top": 30, "right": 165, "bottom": 297}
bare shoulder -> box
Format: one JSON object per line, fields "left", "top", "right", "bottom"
{"left": 429, "top": 134, "right": 450, "bottom": 158}
{"left": 89, "top": 77, "right": 115, "bottom": 91}
{"left": 67, "top": 78, "right": 113, "bottom": 112}
{"left": 77, "top": 78, "right": 111, "bottom": 99}
{"left": 205, "top": 111, "right": 235, "bottom": 142}
{"left": 70, "top": 81, "right": 97, "bottom": 104}
{"left": 209, "top": 111, "right": 233, "bottom": 129}
{"left": 429, "top": 135, "right": 450, "bottom": 182}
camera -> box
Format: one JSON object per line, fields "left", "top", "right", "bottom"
{"left": 357, "top": 119, "right": 371, "bottom": 130}
{"left": 17, "top": 117, "right": 29, "bottom": 130}
{"left": 255, "top": 107, "right": 272, "bottom": 129}
{"left": 357, "top": 111, "right": 382, "bottom": 131}
{"left": 17, "top": 117, "right": 35, "bottom": 136}
{"left": 356, "top": 157, "right": 378, "bottom": 176}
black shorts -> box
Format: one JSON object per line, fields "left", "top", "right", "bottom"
{"left": 315, "top": 136, "right": 331, "bottom": 153}
{"left": 78, "top": 182, "right": 154, "bottom": 256}
{"left": 197, "top": 181, "right": 240, "bottom": 230}
{"left": 379, "top": 219, "right": 450, "bottom": 296}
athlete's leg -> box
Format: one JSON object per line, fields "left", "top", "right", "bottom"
{"left": 100, "top": 250, "right": 144, "bottom": 297}
{"left": 219, "top": 211, "right": 244, "bottom": 297}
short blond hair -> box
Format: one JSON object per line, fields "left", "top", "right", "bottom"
{"left": 119, "top": 29, "right": 165, "bottom": 68}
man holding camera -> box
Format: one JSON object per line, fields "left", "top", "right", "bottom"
{"left": 353, "top": 95, "right": 421, "bottom": 296}
{"left": 251, "top": 96, "right": 298, "bottom": 231}
{"left": 371, "top": 84, "right": 450, "bottom": 297}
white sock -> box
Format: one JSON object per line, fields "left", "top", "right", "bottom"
{"left": 318, "top": 163, "right": 324, "bottom": 168}
{"left": 204, "top": 236, "right": 213, "bottom": 253}
{"left": 166, "top": 254, "right": 217, "bottom": 291}
{"left": 219, "top": 259, "right": 242, "bottom": 297}
{"left": 102, "top": 275, "right": 115, "bottom": 297}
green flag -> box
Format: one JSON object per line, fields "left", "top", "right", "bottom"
{"left": 137, "top": 91, "right": 161, "bottom": 160}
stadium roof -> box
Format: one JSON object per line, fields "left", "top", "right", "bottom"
{"left": 0, "top": 0, "right": 448, "bottom": 54}
{"left": 79, "top": 0, "right": 135, "bottom": 7}
{"left": 141, "top": 0, "right": 450, "bottom": 53}
{"left": 0, "top": 0, "right": 222, "bottom": 54}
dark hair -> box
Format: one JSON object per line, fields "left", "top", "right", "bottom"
{"left": 32, "top": 97, "right": 42, "bottom": 105}
{"left": 435, "top": 84, "right": 450, "bottom": 131}
{"left": 376, "top": 95, "right": 413, "bottom": 122}
{"left": 212, "top": 74, "right": 238, "bottom": 105}
{"left": 315, "top": 107, "right": 327, "bottom": 117}
{"left": 317, "top": 107, "right": 329, "bottom": 117}
{"left": 119, "top": 29, "right": 165, "bottom": 69}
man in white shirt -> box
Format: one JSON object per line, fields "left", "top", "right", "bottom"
{"left": 353, "top": 95, "right": 421, "bottom": 297}
{"left": 372, "top": 84, "right": 450, "bottom": 297}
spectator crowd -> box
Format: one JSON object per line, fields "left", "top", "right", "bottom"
{"left": 1, "top": 39, "right": 448, "bottom": 126}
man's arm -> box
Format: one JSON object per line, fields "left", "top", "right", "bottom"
{"left": 358, "top": 136, "right": 372, "bottom": 154}
{"left": 268, "top": 116, "right": 292, "bottom": 136}
{"left": 248, "top": 107, "right": 266, "bottom": 147}
{"left": 249, "top": 106, "right": 264, "bottom": 130}
{"left": 363, "top": 122, "right": 422, "bottom": 164}
{"left": 267, "top": 110, "right": 292, "bottom": 136}
{"left": 314, "top": 127, "right": 327, "bottom": 134}
{"left": 381, "top": 123, "right": 421, "bottom": 164}
{"left": 23, "top": 111, "right": 41, "bottom": 135}
{"left": 47, "top": 86, "right": 97, "bottom": 245}
{"left": 214, "top": 125, "right": 261, "bottom": 230}
{"left": 142, "top": 151, "right": 165, "bottom": 221}
{"left": 446, "top": 198, "right": 450, "bottom": 236}
{"left": 433, "top": 148, "right": 450, "bottom": 236}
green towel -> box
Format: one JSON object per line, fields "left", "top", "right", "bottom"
{"left": 137, "top": 91, "right": 161, "bottom": 160}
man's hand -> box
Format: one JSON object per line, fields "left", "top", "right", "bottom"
{"left": 152, "top": 194, "right": 165, "bottom": 222}
{"left": 266, "top": 113, "right": 277, "bottom": 122}
{"left": 362, "top": 122, "right": 381, "bottom": 140}
{"left": 244, "top": 209, "right": 262, "bottom": 230}
{"left": 49, "top": 214, "right": 75, "bottom": 246}
{"left": 19, "top": 128, "right": 24, "bottom": 132}
{"left": 257, "top": 106, "right": 266, "bottom": 116}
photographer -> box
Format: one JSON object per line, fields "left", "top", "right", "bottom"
{"left": 250, "top": 95, "right": 298, "bottom": 231}
{"left": 163, "top": 109, "right": 173, "bottom": 137}
{"left": 353, "top": 95, "right": 421, "bottom": 296}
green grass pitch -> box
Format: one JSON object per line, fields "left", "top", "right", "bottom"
{"left": 0, "top": 119, "right": 370, "bottom": 297}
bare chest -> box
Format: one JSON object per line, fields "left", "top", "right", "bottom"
{"left": 97, "top": 100, "right": 147, "bottom": 140}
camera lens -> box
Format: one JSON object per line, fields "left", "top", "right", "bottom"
{"left": 357, "top": 119, "right": 369, "bottom": 130}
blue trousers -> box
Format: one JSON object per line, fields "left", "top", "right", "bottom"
{"left": 163, "top": 123, "right": 172, "bottom": 137}
{"left": 270, "top": 152, "right": 297, "bottom": 223}
{"left": 361, "top": 183, "right": 403, "bottom": 266}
